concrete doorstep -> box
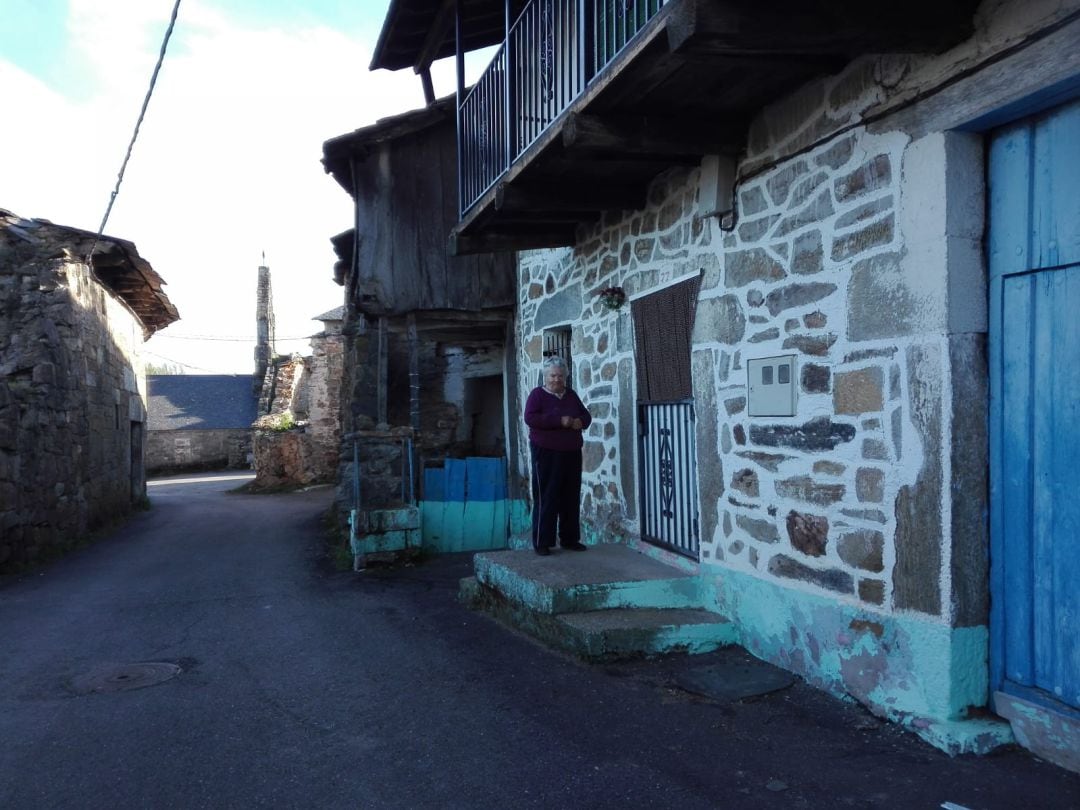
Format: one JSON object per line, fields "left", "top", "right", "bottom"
{"left": 460, "top": 543, "right": 736, "bottom": 661}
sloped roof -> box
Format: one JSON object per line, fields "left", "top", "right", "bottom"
{"left": 371, "top": 0, "right": 514, "bottom": 71}
{"left": 322, "top": 95, "right": 455, "bottom": 195}
{"left": 147, "top": 375, "right": 258, "bottom": 431}
{"left": 314, "top": 305, "right": 345, "bottom": 322}
{"left": 0, "top": 208, "right": 179, "bottom": 336}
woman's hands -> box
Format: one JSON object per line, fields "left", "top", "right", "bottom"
{"left": 560, "top": 415, "right": 584, "bottom": 430}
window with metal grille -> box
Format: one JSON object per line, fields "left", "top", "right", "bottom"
{"left": 540, "top": 326, "right": 573, "bottom": 387}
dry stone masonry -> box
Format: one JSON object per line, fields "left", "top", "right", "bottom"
{"left": 518, "top": 82, "right": 982, "bottom": 618}
{"left": 0, "top": 256, "right": 149, "bottom": 569}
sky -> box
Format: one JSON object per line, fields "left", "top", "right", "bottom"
{"left": 1, "top": 0, "right": 475, "bottom": 373}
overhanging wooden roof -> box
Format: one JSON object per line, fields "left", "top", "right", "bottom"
{"left": 0, "top": 209, "right": 179, "bottom": 335}
{"left": 322, "top": 95, "right": 456, "bottom": 194}
{"left": 371, "top": 0, "right": 518, "bottom": 71}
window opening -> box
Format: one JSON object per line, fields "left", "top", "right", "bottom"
{"left": 541, "top": 326, "right": 573, "bottom": 387}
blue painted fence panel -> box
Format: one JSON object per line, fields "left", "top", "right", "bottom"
{"left": 420, "top": 457, "right": 510, "bottom": 552}
{"left": 989, "top": 96, "right": 1080, "bottom": 712}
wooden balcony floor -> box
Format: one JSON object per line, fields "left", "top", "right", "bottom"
{"left": 451, "top": 0, "right": 980, "bottom": 255}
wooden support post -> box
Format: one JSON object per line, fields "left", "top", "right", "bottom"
{"left": 407, "top": 313, "right": 420, "bottom": 433}
{"left": 377, "top": 316, "right": 388, "bottom": 426}
{"left": 455, "top": 0, "right": 466, "bottom": 216}
{"left": 420, "top": 69, "right": 435, "bottom": 105}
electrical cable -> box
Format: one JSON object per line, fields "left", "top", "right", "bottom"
{"left": 143, "top": 350, "right": 214, "bottom": 372}
{"left": 86, "top": 0, "right": 183, "bottom": 261}
{"left": 151, "top": 334, "right": 317, "bottom": 342}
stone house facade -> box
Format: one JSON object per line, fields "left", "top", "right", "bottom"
{"left": 146, "top": 374, "right": 258, "bottom": 475}
{"left": 370, "top": 0, "right": 1080, "bottom": 768}
{"left": 507, "top": 0, "right": 1080, "bottom": 764}
{"left": 0, "top": 209, "right": 178, "bottom": 571}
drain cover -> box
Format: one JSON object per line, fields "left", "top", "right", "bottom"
{"left": 675, "top": 658, "right": 795, "bottom": 703}
{"left": 71, "top": 662, "right": 182, "bottom": 695}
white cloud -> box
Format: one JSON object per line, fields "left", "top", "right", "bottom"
{"left": 4, "top": 0, "right": 436, "bottom": 372}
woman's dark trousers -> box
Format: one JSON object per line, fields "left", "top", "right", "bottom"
{"left": 530, "top": 445, "right": 582, "bottom": 551}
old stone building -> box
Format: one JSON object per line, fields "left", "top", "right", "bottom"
{"left": 146, "top": 374, "right": 257, "bottom": 475}
{"left": 372, "top": 0, "right": 1080, "bottom": 770}
{"left": 322, "top": 99, "right": 519, "bottom": 564}
{"left": 250, "top": 307, "right": 345, "bottom": 488}
{"left": 0, "top": 209, "right": 178, "bottom": 571}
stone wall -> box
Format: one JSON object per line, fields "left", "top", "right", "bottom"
{"left": 303, "top": 331, "right": 345, "bottom": 481}
{"left": 0, "top": 256, "right": 147, "bottom": 571}
{"left": 512, "top": 0, "right": 1080, "bottom": 739}
{"left": 146, "top": 428, "right": 252, "bottom": 475}
{"left": 509, "top": 0, "right": 1080, "bottom": 633}
{"left": 250, "top": 332, "right": 344, "bottom": 490}
{"left": 519, "top": 136, "right": 979, "bottom": 614}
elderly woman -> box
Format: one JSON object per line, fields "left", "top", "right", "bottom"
{"left": 523, "top": 355, "right": 592, "bottom": 556}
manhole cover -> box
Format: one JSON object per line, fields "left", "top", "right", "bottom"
{"left": 675, "top": 658, "right": 795, "bottom": 703}
{"left": 70, "top": 662, "right": 182, "bottom": 695}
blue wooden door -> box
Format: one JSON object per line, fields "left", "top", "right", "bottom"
{"left": 989, "top": 97, "right": 1080, "bottom": 715}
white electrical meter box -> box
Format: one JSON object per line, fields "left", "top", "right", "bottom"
{"left": 747, "top": 355, "right": 797, "bottom": 417}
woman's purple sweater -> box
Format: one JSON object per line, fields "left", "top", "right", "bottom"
{"left": 524, "top": 386, "right": 592, "bottom": 451}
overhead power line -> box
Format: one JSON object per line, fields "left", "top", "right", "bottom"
{"left": 152, "top": 334, "right": 316, "bottom": 342}
{"left": 143, "top": 350, "right": 214, "bottom": 372}
{"left": 87, "top": 0, "right": 182, "bottom": 260}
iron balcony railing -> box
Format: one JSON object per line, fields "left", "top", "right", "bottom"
{"left": 458, "top": 0, "right": 667, "bottom": 216}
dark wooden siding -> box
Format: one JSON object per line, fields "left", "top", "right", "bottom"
{"left": 352, "top": 119, "right": 516, "bottom": 315}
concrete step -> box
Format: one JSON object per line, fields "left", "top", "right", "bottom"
{"left": 460, "top": 575, "right": 734, "bottom": 661}
{"left": 463, "top": 543, "right": 735, "bottom": 661}
{"left": 557, "top": 607, "right": 735, "bottom": 659}
{"left": 473, "top": 543, "right": 702, "bottom": 615}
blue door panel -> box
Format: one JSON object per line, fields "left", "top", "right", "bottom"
{"left": 1032, "top": 101, "right": 1080, "bottom": 270}
{"left": 990, "top": 95, "right": 1080, "bottom": 713}
{"left": 1000, "top": 274, "right": 1035, "bottom": 685}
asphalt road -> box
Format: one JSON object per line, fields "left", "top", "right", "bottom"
{"left": 1, "top": 473, "right": 1078, "bottom": 809}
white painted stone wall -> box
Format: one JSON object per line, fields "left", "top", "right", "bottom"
{"left": 516, "top": 0, "right": 1079, "bottom": 622}
{"left": 517, "top": 133, "right": 938, "bottom": 615}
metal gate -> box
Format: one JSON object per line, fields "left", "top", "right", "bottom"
{"left": 632, "top": 274, "right": 701, "bottom": 559}
{"left": 638, "top": 399, "right": 698, "bottom": 557}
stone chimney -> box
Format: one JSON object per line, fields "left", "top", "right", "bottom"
{"left": 254, "top": 255, "right": 275, "bottom": 390}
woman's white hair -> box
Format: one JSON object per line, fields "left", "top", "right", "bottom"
{"left": 542, "top": 355, "right": 568, "bottom": 371}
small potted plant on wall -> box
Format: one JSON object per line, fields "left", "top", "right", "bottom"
{"left": 598, "top": 285, "right": 626, "bottom": 310}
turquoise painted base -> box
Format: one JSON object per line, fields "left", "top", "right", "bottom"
{"left": 420, "top": 499, "right": 514, "bottom": 553}
{"left": 349, "top": 507, "right": 421, "bottom": 564}
{"left": 707, "top": 566, "right": 1013, "bottom": 754}
{"left": 995, "top": 691, "right": 1080, "bottom": 773}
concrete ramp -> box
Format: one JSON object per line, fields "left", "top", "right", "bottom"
{"left": 462, "top": 544, "right": 735, "bottom": 660}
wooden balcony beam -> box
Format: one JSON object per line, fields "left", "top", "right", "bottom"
{"left": 667, "top": 0, "right": 978, "bottom": 58}
{"left": 414, "top": 0, "right": 456, "bottom": 74}
{"left": 494, "top": 182, "right": 646, "bottom": 217}
{"left": 449, "top": 227, "right": 577, "bottom": 256}
{"left": 562, "top": 113, "right": 740, "bottom": 160}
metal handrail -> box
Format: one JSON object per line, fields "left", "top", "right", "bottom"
{"left": 458, "top": 0, "right": 667, "bottom": 216}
